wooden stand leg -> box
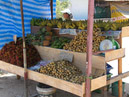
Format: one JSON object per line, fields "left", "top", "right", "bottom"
{"left": 17, "top": 75, "right": 21, "bottom": 80}
{"left": 118, "top": 58, "right": 122, "bottom": 97}
{"left": 82, "top": 83, "right": 86, "bottom": 97}
{"left": 101, "top": 62, "right": 107, "bottom": 97}
{"left": 118, "top": 34, "right": 122, "bottom": 97}
{"left": 81, "top": 94, "right": 85, "bottom": 97}
{"left": 101, "top": 86, "right": 107, "bottom": 97}
{"left": 118, "top": 79, "right": 122, "bottom": 97}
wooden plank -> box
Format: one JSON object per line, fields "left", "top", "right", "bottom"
{"left": 107, "top": 71, "right": 129, "bottom": 85}
{"left": 105, "top": 48, "right": 125, "bottom": 62}
{"left": 0, "top": 60, "right": 111, "bottom": 96}
{"left": 28, "top": 69, "right": 82, "bottom": 96}
{"left": 93, "top": 49, "right": 114, "bottom": 55}
{"left": 122, "top": 26, "right": 129, "bottom": 37}
{"left": 0, "top": 61, "right": 82, "bottom": 96}
{"left": 35, "top": 46, "right": 106, "bottom": 74}
{"left": 91, "top": 75, "right": 107, "bottom": 91}
{"left": 0, "top": 61, "right": 24, "bottom": 76}
{"left": 0, "top": 60, "right": 108, "bottom": 96}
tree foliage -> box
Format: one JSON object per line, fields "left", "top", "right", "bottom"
{"left": 56, "top": 0, "right": 70, "bottom": 18}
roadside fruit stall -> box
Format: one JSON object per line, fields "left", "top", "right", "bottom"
{"left": 0, "top": 0, "right": 129, "bottom": 97}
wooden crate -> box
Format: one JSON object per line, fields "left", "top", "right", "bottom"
{"left": 105, "top": 48, "right": 125, "bottom": 62}
{"left": 31, "top": 26, "right": 41, "bottom": 33}
{"left": 34, "top": 46, "right": 125, "bottom": 74}
{"left": 34, "top": 46, "right": 106, "bottom": 75}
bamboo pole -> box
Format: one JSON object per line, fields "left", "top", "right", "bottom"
{"left": 50, "top": 0, "right": 53, "bottom": 20}
{"left": 85, "top": 0, "right": 94, "bottom": 96}
{"left": 20, "top": 0, "right": 28, "bottom": 97}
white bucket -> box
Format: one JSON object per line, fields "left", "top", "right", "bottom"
{"left": 36, "top": 84, "right": 56, "bottom": 97}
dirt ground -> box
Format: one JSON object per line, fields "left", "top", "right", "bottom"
{"left": 0, "top": 72, "right": 127, "bottom": 97}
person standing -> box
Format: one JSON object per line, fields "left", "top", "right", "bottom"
{"left": 61, "top": 9, "right": 73, "bottom": 20}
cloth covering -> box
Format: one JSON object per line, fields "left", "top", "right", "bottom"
{"left": 0, "top": 0, "right": 56, "bottom": 49}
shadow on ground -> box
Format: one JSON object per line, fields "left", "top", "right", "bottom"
{"left": 0, "top": 73, "right": 128, "bottom": 97}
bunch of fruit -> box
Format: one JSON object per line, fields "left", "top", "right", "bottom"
{"left": 63, "top": 28, "right": 106, "bottom": 53}
{"left": 57, "top": 20, "right": 87, "bottom": 30}
{"left": 31, "top": 18, "right": 129, "bottom": 31}
{"left": 26, "top": 27, "right": 53, "bottom": 46}
{"left": 0, "top": 39, "right": 41, "bottom": 67}
{"left": 26, "top": 27, "right": 46, "bottom": 45}
{"left": 31, "top": 18, "right": 88, "bottom": 30}
{"left": 39, "top": 60, "right": 86, "bottom": 84}
{"left": 94, "top": 20, "right": 129, "bottom": 31}
{"left": 51, "top": 37, "right": 71, "bottom": 49}
{"left": 31, "top": 18, "right": 44, "bottom": 26}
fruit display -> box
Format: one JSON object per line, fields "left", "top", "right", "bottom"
{"left": 31, "top": 18, "right": 129, "bottom": 31}
{"left": 39, "top": 60, "right": 86, "bottom": 84}
{"left": 27, "top": 27, "right": 71, "bottom": 48}
{"left": 63, "top": 28, "right": 106, "bottom": 53}
{"left": 31, "top": 18, "right": 88, "bottom": 30}
{"left": 27, "top": 27, "right": 53, "bottom": 46}
{"left": 31, "top": 18, "right": 44, "bottom": 26}
{"left": 27, "top": 27, "right": 46, "bottom": 45}
{"left": 0, "top": 39, "right": 41, "bottom": 67}
{"left": 51, "top": 37, "right": 71, "bottom": 49}
{"left": 94, "top": 20, "right": 129, "bottom": 31}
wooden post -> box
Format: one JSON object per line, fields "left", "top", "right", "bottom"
{"left": 101, "top": 63, "right": 107, "bottom": 97}
{"left": 85, "top": 0, "right": 94, "bottom": 96}
{"left": 20, "top": 0, "right": 28, "bottom": 97}
{"left": 118, "top": 34, "right": 123, "bottom": 97}
{"left": 82, "top": 83, "right": 86, "bottom": 97}
{"left": 50, "top": 0, "right": 53, "bottom": 20}
{"left": 101, "top": 87, "right": 107, "bottom": 97}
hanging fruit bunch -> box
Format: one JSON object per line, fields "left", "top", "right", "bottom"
{"left": 0, "top": 39, "right": 41, "bottom": 67}
{"left": 63, "top": 28, "right": 106, "bottom": 53}
{"left": 39, "top": 60, "right": 86, "bottom": 84}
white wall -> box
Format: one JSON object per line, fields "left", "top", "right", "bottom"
{"left": 69, "top": 0, "right": 88, "bottom": 20}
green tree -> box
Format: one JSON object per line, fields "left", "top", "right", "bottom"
{"left": 56, "top": 0, "right": 70, "bottom": 18}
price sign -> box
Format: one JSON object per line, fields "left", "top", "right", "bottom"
{"left": 59, "top": 29, "right": 77, "bottom": 35}
{"left": 59, "top": 52, "right": 74, "bottom": 62}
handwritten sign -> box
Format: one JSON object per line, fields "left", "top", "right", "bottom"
{"left": 59, "top": 52, "right": 74, "bottom": 62}
{"left": 59, "top": 29, "right": 77, "bottom": 35}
